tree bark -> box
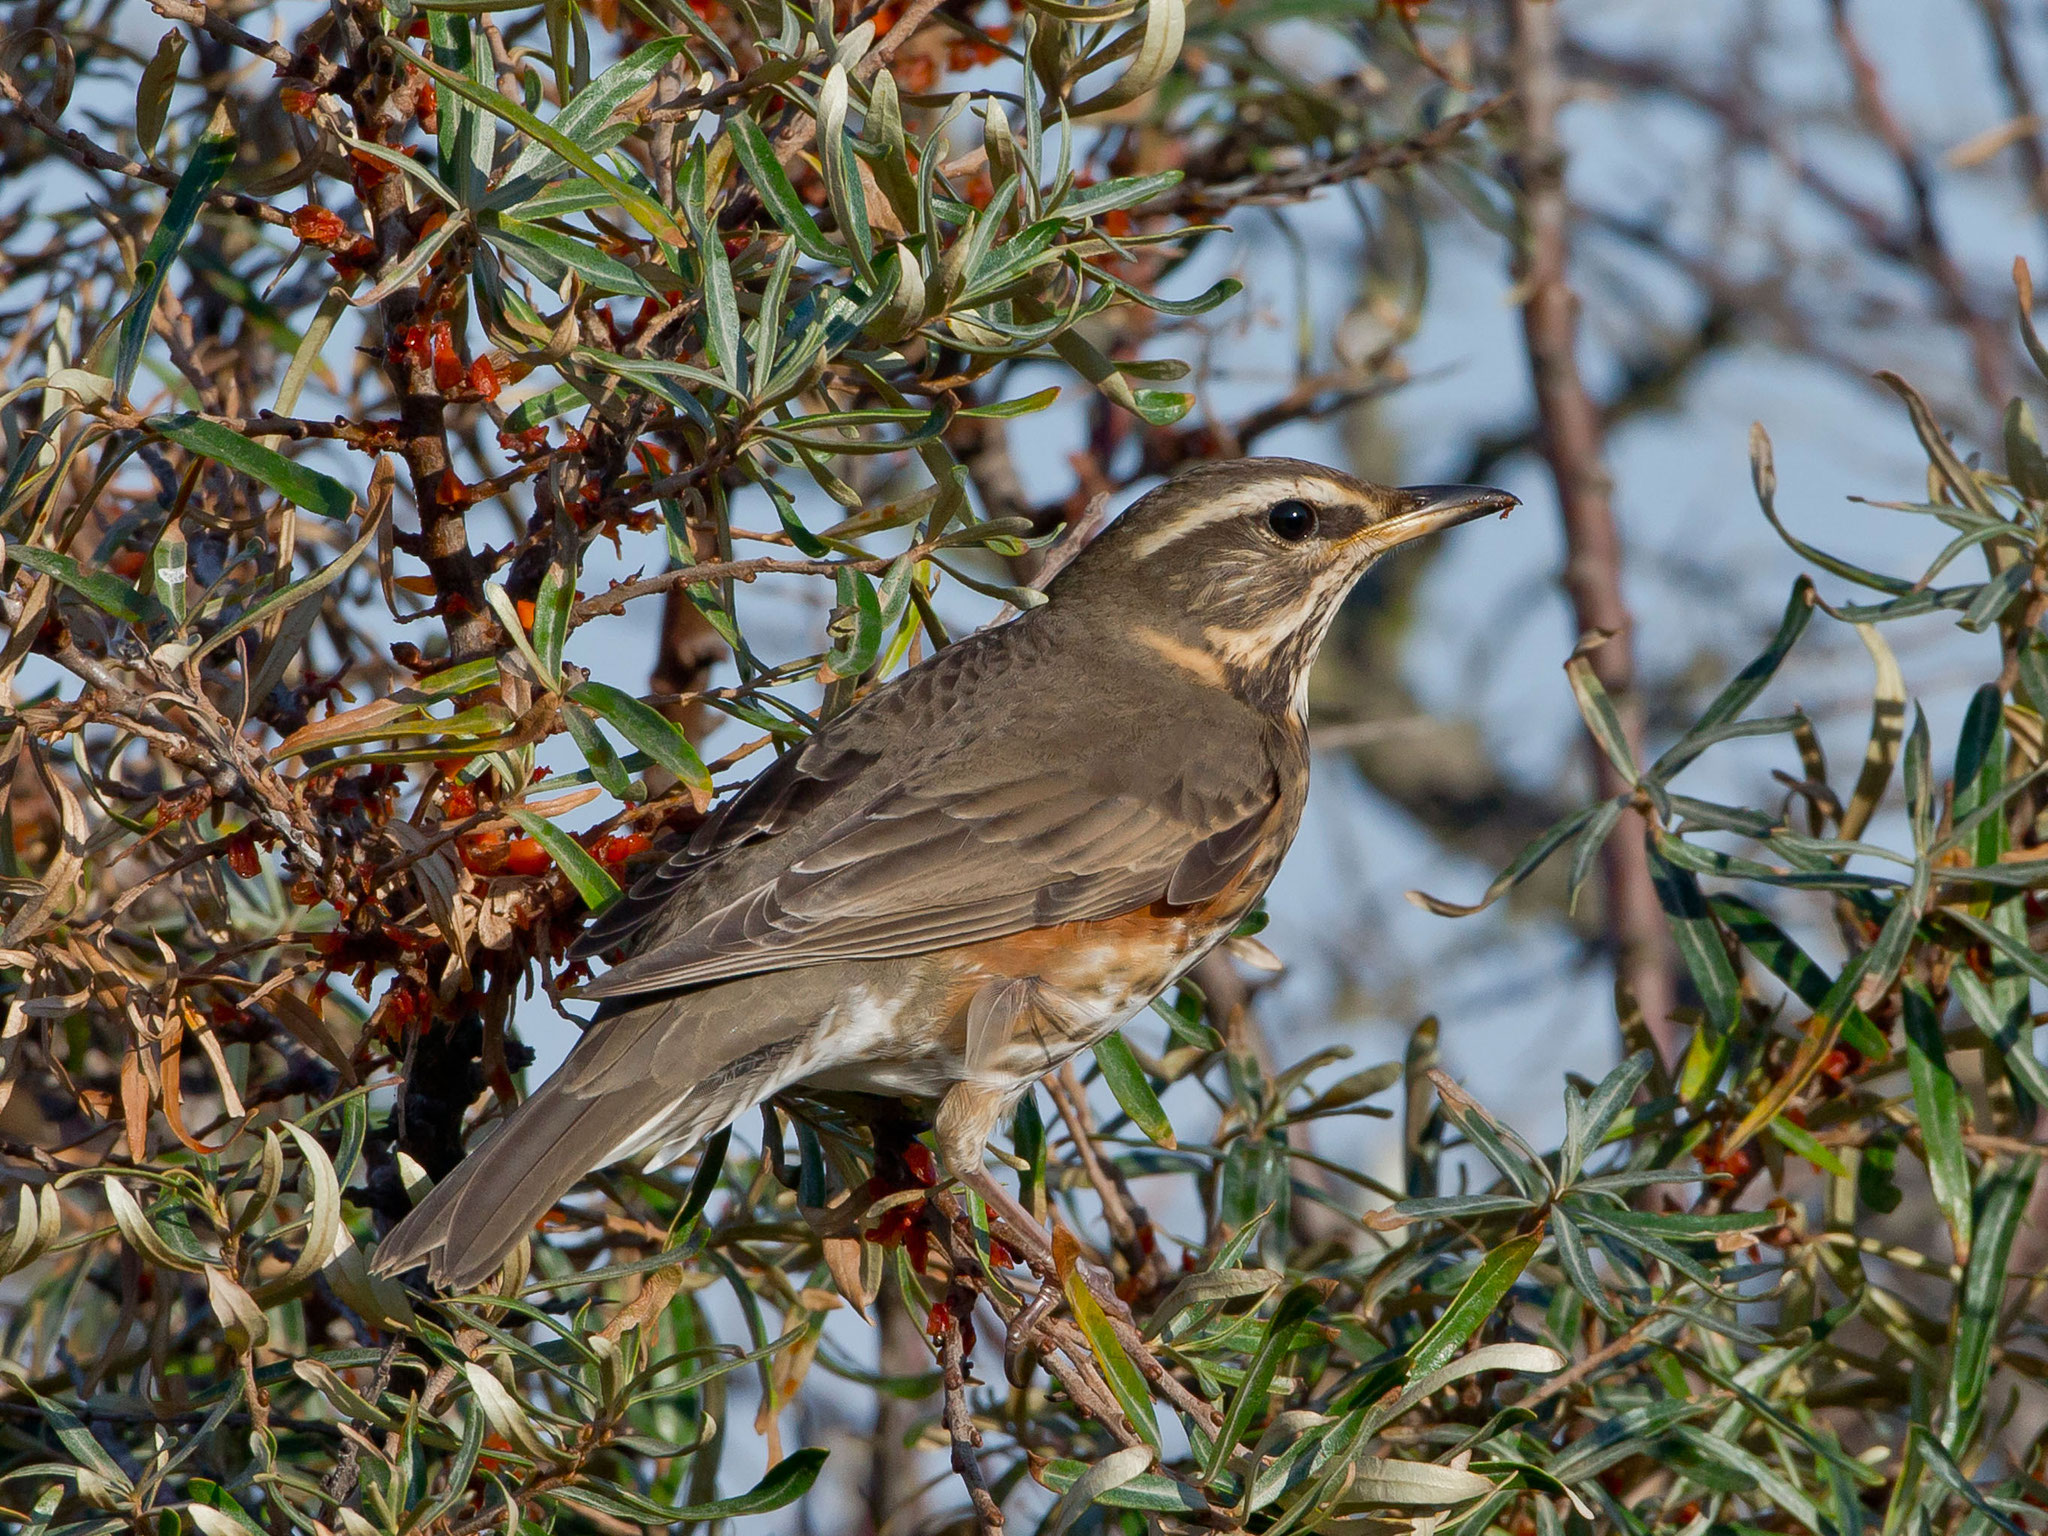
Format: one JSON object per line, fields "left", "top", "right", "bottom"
{"left": 1507, "top": 0, "right": 1680, "bottom": 1064}
{"left": 867, "top": 1273, "right": 933, "bottom": 1533}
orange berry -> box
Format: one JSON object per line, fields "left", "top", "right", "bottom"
{"left": 504, "top": 836, "right": 553, "bottom": 876}
{"left": 291, "top": 205, "right": 352, "bottom": 249}
{"left": 457, "top": 827, "right": 507, "bottom": 874}
{"left": 598, "top": 832, "right": 651, "bottom": 864}
{"left": 226, "top": 831, "right": 260, "bottom": 880}
{"left": 431, "top": 321, "right": 462, "bottom": 392}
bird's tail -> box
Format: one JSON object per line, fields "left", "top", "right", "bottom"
{"left": 370, "top": 983, "right": 825, "bottom": 1291}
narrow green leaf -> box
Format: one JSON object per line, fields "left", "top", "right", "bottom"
{"left": 678, "top": 1125, "right": 731, "bottom": 1232}
{"left": 504, "top": 808, "right": 621, "bottom": 910}
{"left": 960, "top": 385, "right": 1061, "bottom": 419}
{"left": 1037, "top": 1458, "right": 1207, "bottom": 1516}
{"left": 1769, "top": 1115, "right": 1848, "bottom": 1177}
{"left": 1202, "top": 1283, "right": 1321, "bottom": 1482}
{"left": 562, "top": 704, "right": 633, "bottom": 800}
{"left": 682, "top": 148, "right": 747, "bottom": 394}
{"left": 816, "top": 66, "right": 874, "bottom": 285}
{"left": 150, "top": 523, "right": 188, "bottom": 626}
{"left": 1913, "top": 1427, "right": 2031, "bottom": 1536}
{"left": 553, "top": 1446, "right": 827, "bottom": 1522}
{"left": 154, "top": 414, "right": 354, "bottom": 519}
{"left": 429, "top": 10, "right": 495, "bottom": 207}
{"left": 566, "top": 680, "right": 712, "bottom": 800}
{"left": 1548, "top": 1205, "right": 1619, "bottom": 1322}
{"left": 1407, "top": 1233, "right": 1541, "bottom": 1380}
{"left": 764, "top": 479, "right": 829, "bottom": 556}
{"left": 1942, "top": 1155, "right": 2038, "bottom": 1454}
{"left": 1059, "top": 168, "right": 1183, "bottom": 220}
{"left": 8, "top": 545, "right": 167, "bottom": 625}
{"left": 531, "top": 541, "right": 575, "bottom": 680}
{"left": 1066, "top": 1269, "right": 1160, "bottom": 1450}
{"left": 727, "top": 110, "right": 840, "bottom": 263}
{"left": 823, "top": 567, "right": 883, "bottom": 675}
{"left": 116, "top": 102, "right": 235, "bottom": 402}
{"left": 1564, "top": 652, "right": 1638, "bottom": 782}
{"left": 504, "top": 381, "right": 590, "bottom": 432}
{"left": 1093, "top": 1032, "right": 1175, "bottom": 1149}
{"left": 1903, "top": 982, "right": 1973, "bottom": 1258}
{"left": 1648, "top": 842, "right": 1740, "bottom": 1037}
{"left": 1043, "top": 1446, "right": 1160, "bottom": 1536}
{"left": 483, "top": 217, "right": 663, "bottom": 297}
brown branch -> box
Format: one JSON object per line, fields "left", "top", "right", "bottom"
{"left": 0, "top": 66, "right": 290, "bottom": 228}
{"left": 147, "top": 0, "right": 294, "bottom": 69}
{"left": 1045, "top": 1065, "right": 1171, "bottom": 1295}
{"left": 1159, "top": 95, "right": 1513, "bottom": 217}
{"left": 349, "top": 18, "right": 493, "bottom": 660}
{"left": 936, "top": 1282, "right": 1005, "bottom": 1534}
{"left": 1970, "top": 0, "right": 2048, "bottom": 240}
{"left": 1508, "top": 0, "right": 1678, "bottom": 1063}
{"left": 1826, "top": 0, "right": 2009, "bottom": 406}
{"left": 571, "top": 557, "right": 876, "bottom": 622}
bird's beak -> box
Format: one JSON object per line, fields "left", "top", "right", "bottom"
{"left": 1364, "top": 484, "right": 1519, "bottom": 549}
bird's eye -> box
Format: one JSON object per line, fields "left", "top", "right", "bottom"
{"left": 1266, "top": 499, "right": 1317, "bottom": 542}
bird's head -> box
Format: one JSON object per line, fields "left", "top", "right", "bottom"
{"left": 1046, "top": 457, "right": 1516, "bottom": 713}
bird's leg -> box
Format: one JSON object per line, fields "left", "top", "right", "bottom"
{"left": 938, "top": 1085, "right": 1135, "bottom": 1314}
{"left": 937, "top": 1083, "right": 1055, "bottom": 1272}
{"left": 936, "top": 1088, "right": 1223, "bottom": 1430}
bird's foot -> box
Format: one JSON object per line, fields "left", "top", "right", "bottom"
{"left": 958, "top": 1167, "right": 1145, "bottom": 1330}
{"left": 959, "top": 1166, "right": 1055, "bottom": 1274}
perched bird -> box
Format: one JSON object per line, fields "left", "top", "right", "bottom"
{"left": 372, "top": 458, "right": 1513, "bottom": 1289}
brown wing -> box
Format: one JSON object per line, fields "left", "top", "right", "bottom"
{"left": 577, "top": 768, "right": 1280, "bottom": 999}
{"left": 572, "top": 615, "right": 1295, "bottom": 1002}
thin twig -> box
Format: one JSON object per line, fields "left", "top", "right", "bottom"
{"left": 936, "top": 1282, "right": 1005, "bottom": 1533}
{"left": 1508, "top": 0, "right": 1678, "bottom": 1063}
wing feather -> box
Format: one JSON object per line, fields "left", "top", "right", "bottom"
{"left": 574, "top": 622, "right": 1295, "bottom": 1003}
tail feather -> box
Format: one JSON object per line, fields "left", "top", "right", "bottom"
{"left": 371, "top": 1073, "right": 673, "bottom": 1290}
{"left": 370, "top": 971, "right": 852, "bottom": 1291}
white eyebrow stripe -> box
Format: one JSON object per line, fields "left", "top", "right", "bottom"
{"left": 1128, "top": 475, "right": 1362, "bottom": 560}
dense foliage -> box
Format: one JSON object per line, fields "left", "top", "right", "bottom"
{"left": 1, "top": 0, "right": 2046, "bottom": 1533}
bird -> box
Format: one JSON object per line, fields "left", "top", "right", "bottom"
{"left": 371, "top": 458, "right": 1514, "bottom": 1290}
